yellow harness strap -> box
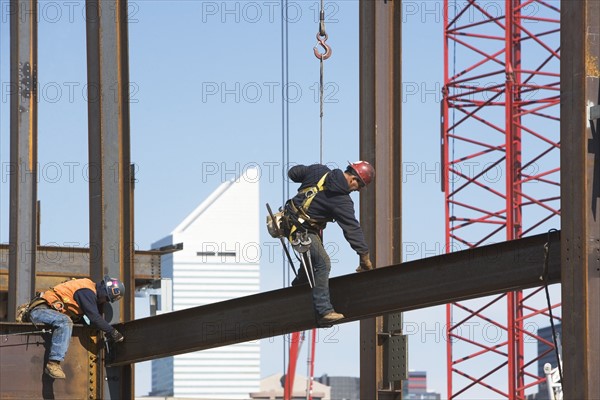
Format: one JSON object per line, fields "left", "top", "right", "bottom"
{"left": 288, "top": 172, "right": 329, "bottom": 238}
{"left": 299, "top": 172, "right": 328, "bottom": 210}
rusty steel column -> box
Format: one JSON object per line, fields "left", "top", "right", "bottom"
{"left": 85, "top": 0, "right": 134, "bottom": 397}
{"left": 359, "top": 0, "right": 403, "bottom": 398}
{"left": 561, "top": 0, "right": 600, "bottom": 399}
{"left": 8, "top": 0, "right": 38, "bottom": 321}
{"left": 0, "top": 324, "right": 102, "bottom": 398}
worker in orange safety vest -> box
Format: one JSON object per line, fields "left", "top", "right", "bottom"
{"left": 25, "top": 276, "right": 125, "bottom": 379}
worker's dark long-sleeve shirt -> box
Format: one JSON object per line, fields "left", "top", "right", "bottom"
{"left": 288, "top": 164, "right": 369, "bottom": 255}
{"left": 73, "top": 289, "right": 115, "bottom": 334}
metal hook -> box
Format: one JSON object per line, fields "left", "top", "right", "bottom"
{"left": 313, "top": 32, "right": 332, "bottom": 61}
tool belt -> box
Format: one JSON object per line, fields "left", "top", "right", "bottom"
{"left": 15, "top": 296, "right": 48, "bottom": 323}
{"left": 283, "top": 200, "right": 329, "bottom": 237}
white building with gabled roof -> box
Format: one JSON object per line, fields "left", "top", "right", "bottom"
{"left": 149, "top": 167, "right": 261, "bottom": 399}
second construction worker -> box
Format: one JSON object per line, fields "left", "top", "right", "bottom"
{"left": 283, "top": 161, "right": 375, "bottom": 325}
{"left": 22, "top": 276, "right": 126, "bottom": 379}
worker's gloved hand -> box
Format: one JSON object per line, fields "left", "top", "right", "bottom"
{"left": 356, "top": 253, "right": 374, "bottom": 273}
{"left": 108, "top": 329, "right": 124, "bottom": 343}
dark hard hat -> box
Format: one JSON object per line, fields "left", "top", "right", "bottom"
{"left": 348, "top": 161, "right": 375, "bottom": 186}
{"left": 103, "top": 275, "right": 125, "bottom": 303}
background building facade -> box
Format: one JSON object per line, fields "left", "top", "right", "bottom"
{"left": 315, "top": 374, "right": 359, "bottom": 400}
{"left": 149, "top": 169, "right": 261, "bottom": 399}
{"left": 403, "top": 371, "right": 441, "bottom": 400}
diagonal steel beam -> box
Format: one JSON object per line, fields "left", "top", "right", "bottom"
{"left": 109, "top": 232, "right": 560, "bottom": 366}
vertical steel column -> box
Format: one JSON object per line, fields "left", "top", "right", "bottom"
{"left": 561, "top": 0, "right": 600, "bottom": 398}
{"left": 8, "top": 0, "right": 38, "bottom": 321}
{"left": 85, "top": 0, "right": 134, "bottom": 397}
{"left": 359, "top": 0, "right": 403, "bottom": 398}
{"left": 124, "top": 163, "right": 135, "bottom": 322}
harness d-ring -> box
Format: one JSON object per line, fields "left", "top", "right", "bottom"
{"left": 313, "top": 32, "right": 332, "bottom": 61}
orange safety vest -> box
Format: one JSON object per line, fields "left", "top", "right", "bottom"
{"left": 41, "top": 278, "right": 97, "bottom": 318}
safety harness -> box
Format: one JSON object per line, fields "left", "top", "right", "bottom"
{"left": 41, "top": 278, "right": 96, "bottom": 320}
{"left": 284, "top": 172, "right": 331, "bottom": 239}
{"left": 267, "top": 171, "right": 331, "bottom": 289}
{"left": 15, "top": 278, "right": 93, "bottom": 323}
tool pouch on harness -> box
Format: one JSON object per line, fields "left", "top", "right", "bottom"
{"left": 16, "top": 296, "right": 47, "bottom": 323}
{"left": 266, "top": 205, "right": 299, "bottom": 239}
{"left": 266, "top": 210, "right": 285, "bottom": 238}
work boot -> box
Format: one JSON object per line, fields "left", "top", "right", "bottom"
{"left": 44, "top": 361, "right": 66, "bottom": 379}
{"left": 318, "top": 311, "right": 345, "bottom": 325}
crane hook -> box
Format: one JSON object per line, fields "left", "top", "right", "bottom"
{"left": 313, "top": 32, "right": 332, "bottom": 61}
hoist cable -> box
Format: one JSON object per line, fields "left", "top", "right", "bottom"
{"left": 541, "top": 228, "right": 563, "bottom": 386}
{"left": 280, "top": 0, "right": 292, "bottom": 288}
{"left": 280, "top": 0, "right": 290, "bottom": 376}
{"left": 319, "top": 58, "right": 324, "bottom": 164}
{"left": 313, "top": 0, "right": 331, "bottom": 164}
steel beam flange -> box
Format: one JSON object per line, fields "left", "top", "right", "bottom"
{"left": 109, "top": 233, "right": 560, "bottom": 366}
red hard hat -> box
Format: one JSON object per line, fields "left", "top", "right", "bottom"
{"left": 348, "top": 161, "right": 375, "bottom": 186}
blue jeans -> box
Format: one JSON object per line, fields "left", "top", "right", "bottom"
{"left": 291, "top": 232, "right": 334, "bottom": 317}
{"left": 29, "top": 306, "right": 73, "bottom": 362}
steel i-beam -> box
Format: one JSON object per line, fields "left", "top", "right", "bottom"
{"left": 85, "top": 0, "right": 134, "bottom": 397}
{"left": 8, "top": 0, "right": 38, "bottom": 321}
{"left": 109, "top": 233, "right": 560, "bottom": 366}
{"left": 561, "top": 0, "right": 600, "bottom": 398}
{"left": 0, "top": 244, "right": 165, "bottom": 291}
{"left": 359, "top": 0, "right": 403, "bottom": 398}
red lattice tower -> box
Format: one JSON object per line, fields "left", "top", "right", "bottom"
{"left": 442, "top": 1, "right": 561, "bottom": 398}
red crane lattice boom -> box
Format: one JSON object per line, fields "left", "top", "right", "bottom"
{"left": 442, "top": 0, "right": 561, "bottom": 398}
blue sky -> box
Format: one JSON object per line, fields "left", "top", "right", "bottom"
{"left": 1, "top": 1, "right": 562, "bottom": 398}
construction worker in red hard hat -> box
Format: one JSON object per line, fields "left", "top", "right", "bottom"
{"left": 22, "top": 276, "right": 125, "bottom": 379}
{"left": 280, "top": 161, "right": 375, "bottom": 325}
